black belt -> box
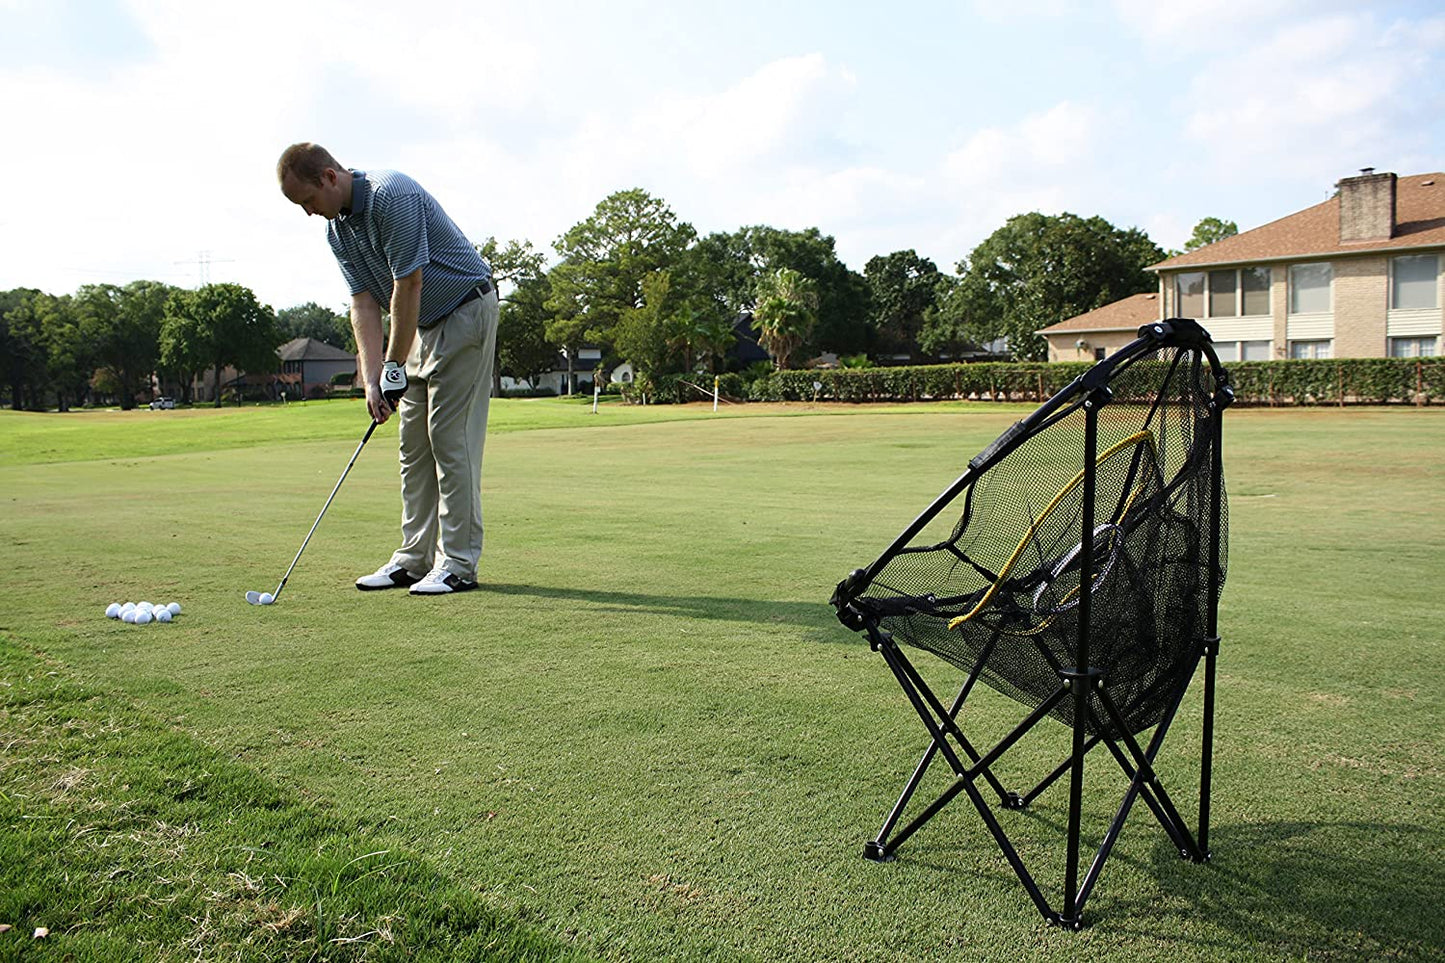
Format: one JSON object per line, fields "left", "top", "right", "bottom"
{"left": 453, "top": 279, "right": 493, "bottom": 310}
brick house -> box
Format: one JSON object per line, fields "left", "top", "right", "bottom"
{"left": 1039, "top": 170, "right": 1445, "bottom": 362}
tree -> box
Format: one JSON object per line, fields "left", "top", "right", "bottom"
{"left": 477, "top": 236, "right": 547, "bottom": 293}
{"left": 74, "top": 281, "right": 170, "bottom": 409}
{"left": 161, "top": 284, "right": 279, "bottom": 407}
{"left": 753, "top": 267, "right": 819, "bottom": 370}
{"left": 743, "top": 226, "right": 870, "bottom": 359}
{"left": 614, "top": 270, "right": 682, "bottom": 379}
{"left": 864, "top": 250, "right": 945, "bottom": 360}
{"left": 496, "top": 273, "right": 557, "bottom": 390}
{"left": 546, "top": 189, "right": 696, "bottom": 393}
{"left": 276, "top": 302, "right": 353, "bottom": 352}
{"left": 1, "top": 288, "right": 45, "bottom": 409}
{"left": 1184, "top": 217, "right": 1239, "bottom": 252}
{"left": 943, "top": 212, "right": 1164, "bottom": 361}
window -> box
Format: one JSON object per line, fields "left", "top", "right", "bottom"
{"left": 1289, "top": 340, "right": 1332, "bottom": 359}
{"left": 1173, "top": 266, "right": 1270, "bottom": 318}
{"left": 1289, "top": 263, "right": 1332, "bottom": 314}
{"left": 1242, "top": 267, "right": 1271, "bottom": 315}
{"left": 1392, "top": 255, "right": 1439, "bottom": 310}
{"left": 1389, "top": 336, "right": 1439, "bottom": 357}
{"left": 1176, "top": 272, "right": 1205, "bottom": 317}
{"left": 1208, "top": 270, "right": 1237, "bottom": 317}
{"left": 1212, "top": 340, "right": 1272, "bottom": 362}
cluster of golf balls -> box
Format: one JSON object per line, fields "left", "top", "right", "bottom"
{"left": 105, "top": 600, "right": 182, "bottom": 624}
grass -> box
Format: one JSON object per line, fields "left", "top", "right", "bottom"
{"left": 1, "top": 399, "right": 1442, "bottom": 961}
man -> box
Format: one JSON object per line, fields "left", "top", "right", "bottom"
{"left": 277, "top": 143, "right": 497, "bottom": 595}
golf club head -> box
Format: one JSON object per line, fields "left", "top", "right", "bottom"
{"left": 245, "top": 590, "right": 275, "bottom": 605}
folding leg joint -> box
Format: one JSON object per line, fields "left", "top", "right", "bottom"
{"left": 1058, "top": 666, "right": 1104, "bottom": 690}
{"left": 1001, "top": 791, "right": 1027, "bottom": 810}
{"left": 1049, "top": 912, "right": 1087, "bottom": 932}
{"left": 861, "top": 840, "right": 895, "bottom": 862}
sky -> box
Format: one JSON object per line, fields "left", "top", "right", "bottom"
{"left": 1, "top": 0, "right": 1442, "bottom": 314}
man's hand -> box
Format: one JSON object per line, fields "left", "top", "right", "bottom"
{"left": 381, "top": 361, "right": 407, "bottom": 405}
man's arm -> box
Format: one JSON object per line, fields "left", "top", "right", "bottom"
{"left": 386, "top": 267, "right": 423, "bottom": 367}
{"left": 351, "top": 290, "right": 392, "bottom": 423}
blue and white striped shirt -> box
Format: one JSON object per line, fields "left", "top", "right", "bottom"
{"left": 326, "top": 169, "right": 491, "bottom": 328}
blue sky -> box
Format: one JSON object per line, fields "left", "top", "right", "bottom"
{"left": 1, "top": 0, "right": 1442, "bottom": 312}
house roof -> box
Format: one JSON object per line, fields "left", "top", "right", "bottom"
{"left": 277, "top": 337, "right": 355, "bottom": 362}
{"left": 1038, "top": 292, "right": 1162, "bottom": 335}
{"left": 1150, "top": 172, "right": 1445, "bottom": 271}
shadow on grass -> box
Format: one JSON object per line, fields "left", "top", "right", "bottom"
{"left": 1121, "top": 818, "right": 1445, "bottom": 959}
{"left": 872, "top": 796, "right": 1442, "bottom": 959}
{"left": 487, "top": 581, "right": 854, "bottom": 642}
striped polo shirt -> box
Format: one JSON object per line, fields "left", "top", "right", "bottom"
{"left": 326, "top": 169, "right": 491, "bottom": 328}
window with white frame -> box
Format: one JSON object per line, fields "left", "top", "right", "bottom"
{"left": 1242, "top": 267, "right": 1271, "bottom": 315}
{"left": 1389, "top": 336, "right": 1439, "bottom": 357}
{"left": 1289, "top": 263, "right": 1332, "bottom": 314}
{"left": 1289, "top": 340, "right": 1332, "bottom": 359}
{"left": 1173, "top": 267, "right": 1271, "bottom": 318}
{"left": 1210, "top": 339, "right": 1272, "bottom": 362}
{"left": 1391, "top": 255, "right": 1439, "bottom": 310}
{"left": 1175, "top": 272, "right": 1205, "bottom": 317}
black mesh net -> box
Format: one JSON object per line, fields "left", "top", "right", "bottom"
{"left": 838, "top": 328, "right": 1228, "bottom": 737}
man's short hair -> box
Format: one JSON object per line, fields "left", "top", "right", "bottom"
{"left": 277, "top": 143, "right": 342, "bottom": 185}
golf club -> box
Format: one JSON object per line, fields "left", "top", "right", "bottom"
{"left": 246, "top": 419, "right": 379, "bottom": 605}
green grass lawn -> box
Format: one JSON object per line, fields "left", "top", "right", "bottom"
{"left": 2, "top": 399, "right": 1442, "bottom": 961}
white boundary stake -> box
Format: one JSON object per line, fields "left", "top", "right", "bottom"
{"left": 592, "top": 383, "right": 600, "bottom": 414}
{"left": 713, "top": 376, "right": 720, "bottom": 412}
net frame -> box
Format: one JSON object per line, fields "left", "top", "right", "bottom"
{"left": 830, "top": 319, "right": 1232, "bottom": 928}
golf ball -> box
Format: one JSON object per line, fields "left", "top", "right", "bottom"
{"left": 135, "top": 610, "right": 152, "bottom": 625}
{"left": 138, "top": 601, "right": 154, "bottom": 613}
{"left": 121, "top": 610, "right": 137, "bottom": 623}
{"left": 122, "top": 601, "right": 136, "bottom": 613}
{"left": 259, "top": 593, "right": 274, "bottom": 605}
{"left": 106, "top": 603, "right": 121, "bottom": 619}
{"left": 156, "top": 608, "right": 172, "bottom": 623}
{"left": 166, "top": 602, "right": 181, "bottom": 616}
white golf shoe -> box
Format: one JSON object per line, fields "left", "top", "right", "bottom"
{"left": 408, "top": 567, "right": 479, "bottom": 595}
{"left": 355, "top": 562, "right": 424, "bottom": 591}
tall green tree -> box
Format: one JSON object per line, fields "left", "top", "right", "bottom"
{"left": 546, "top": 189, "right": 696, "bottom": 393}
{"left": 32, "top": 293, "right": 92, "bottom": 411}
{"left": 940, "top": 212, "right": 1164, "bottom": 361}
{"left": 614, "top": 270, "right": 683, "bottom": 379}
{"left": 161, "top": 284, "right": 279, "bottom": 407}
{"left": 753, "top": 267, "right": 819, "bottom": 370}
{"left": 1184, "top": 216, "right": 1239, "bottom": 252}
{"left": 276, "top": 302, "right": 353, "bottom": 352}
{"left": 743, "top": 226, "right": 870, "bottom": 358}
{"left": 1, "top": 288, "right": 45, "bottom": 409}
{"left": 74, "top": 281, "right": 170, "bottom": 409}
{"left": 864, "top": 250, "right": 945, "bottom": 360}
{"left": 496, "top": 273, "right": 558, "bottom": 390}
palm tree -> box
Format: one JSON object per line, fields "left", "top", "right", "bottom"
{"left": 753, "top": 267, "right": 818, "bottom": 370}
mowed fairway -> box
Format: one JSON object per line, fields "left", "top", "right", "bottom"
{"left": 2, "top": 399, "right": 1443, "bottom": 961}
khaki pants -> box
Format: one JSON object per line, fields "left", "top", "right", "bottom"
{"left": 390, "top": 289, "right": 499, "bottom": 581}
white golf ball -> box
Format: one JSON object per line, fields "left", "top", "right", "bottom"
{"left": 166, "top": 602, "right": 181, "bottom": 616}
{"left": 106, "top": 603, "right": 121, "bottom": 619}
{"left": 121, "top": 610, "right": 137, "bottom": 623}
{"left": 122, "top": 601, "right": 136, "bottom": 613}
{"left": 259, "top": 593, "right": 274, "bottom": 605}
{"left": 138, "top": 601, "right": 154, "bottom": 613}
{"left": 135, "top": 610, "right": 152, "bottom": 625}
{"left": 156, "top": 608, "right": 172, "bottom": 623}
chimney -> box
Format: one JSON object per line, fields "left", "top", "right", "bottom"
{"left": 1337, "top": 168, "right": 1397, "bottom": 242}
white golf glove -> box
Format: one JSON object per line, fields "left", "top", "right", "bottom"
{"left": 380, "top": 361, "right": 408, "bottom": 405}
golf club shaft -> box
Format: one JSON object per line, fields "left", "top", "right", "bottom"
{"left": 272, "top": 420, "right": 379, "bottom": 600}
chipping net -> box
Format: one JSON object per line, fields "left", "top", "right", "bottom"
{"left": 834, "top": 321, "right": 1229, "bottom": 737}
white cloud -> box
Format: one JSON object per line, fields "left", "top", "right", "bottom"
{"left": 1177, "top": 12, "right": 1445, "bottom": 182}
